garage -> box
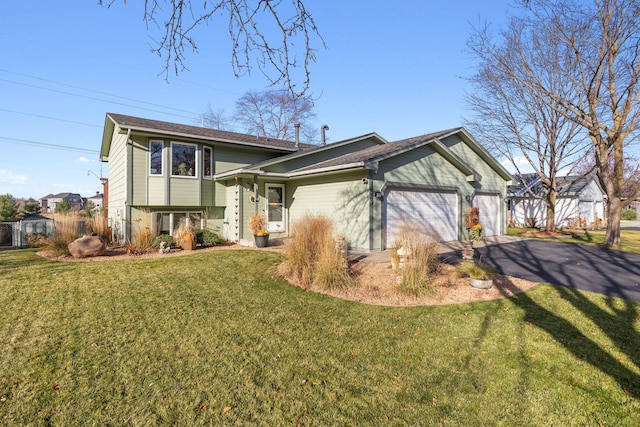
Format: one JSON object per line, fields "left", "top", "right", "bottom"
{"left": 386, "top": 189, "right": 458, "bottom": 246}
{"left": 473, "top": 193, "right": 501, "bottom": 236}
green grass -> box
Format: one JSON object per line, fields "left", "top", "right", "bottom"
{"left": 508, "top": 227, "right": 640, "bottom": 253}
{"left": 1, "top": 249, "right": 640, "bottom": 425}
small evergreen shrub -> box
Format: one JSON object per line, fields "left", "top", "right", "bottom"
{"left": 621, "top": 209, "right": 637, "bottom": 221}
{"left": 152, "top": 234, "right": 175, "bottom": 249}
{"left": 195, "top": 229, "right": 219, "bottom": 247}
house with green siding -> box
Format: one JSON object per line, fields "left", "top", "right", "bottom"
{"left": 99, "top": 113, "right": 512, "bottom": 250}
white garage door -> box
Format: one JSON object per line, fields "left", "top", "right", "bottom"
{"left": 474, "top": 193, "right": 501, "bottom": 236}
{"left": 386, "top": 189, "right": 458, "bottom": 246}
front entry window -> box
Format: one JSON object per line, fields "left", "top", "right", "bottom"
{"left": 266, "top": 184, "right": 285, "bottom": 232}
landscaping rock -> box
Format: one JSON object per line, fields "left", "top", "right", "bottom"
{"left": 68, "top": 235, "right": 106, "bottom": 258}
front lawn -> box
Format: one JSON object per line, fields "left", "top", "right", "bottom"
{"left": 1, "top": 249, "right": 639, "bottom": 425}
{"left": 507, "top": 227, "right": 640, "bottom": 253}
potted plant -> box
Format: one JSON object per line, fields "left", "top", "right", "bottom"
{"left": 249, "top": 211, "right": 269, "bottom": 248}
{"left": 468, "top": 223, "right": 485, "bottom": 243}
{"left": 456, "top": 261, "right": 497, "bottom": 289}
{"left": 173, "top": 222, "right": 196, "bottom": 251}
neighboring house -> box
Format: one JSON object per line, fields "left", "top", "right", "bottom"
{"left": 85, "top": 192, "right": 104, "bottom": 212}
{"left": 39, "top": 193, "right": 84, "bottom": 213}
{"left": 99, "top": 113, "right": 513, "bottom": 249}
{"left": 507, "top": 173, "right": 606, "bottom": 228}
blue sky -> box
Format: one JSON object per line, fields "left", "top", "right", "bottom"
{"left": 0, "top": 1, "right": 514, "bottom": 199}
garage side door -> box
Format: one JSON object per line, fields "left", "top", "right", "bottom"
{"left": 386, "top": 189, "right": 458, "bottom": 246}
{"left": 474, "top": 193, "right": 501, "bottom": 236}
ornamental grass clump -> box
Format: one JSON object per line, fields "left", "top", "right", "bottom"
{"left": 126, "top": 219, "right": 154, "bottom": 254}
{"left": 278, "top": 214, "right": 353, "bottom": 289}
{"left": 455, "top": 261, "right": 497, "bottom": 281}
{"left": 173, "top": 221, "right": 195, "bottom": 249}
{"left": 47, "top": 212, "right": 81, "bottom": 256}
{"left": 394, "top": 224, "right": 441, "bottom": 297}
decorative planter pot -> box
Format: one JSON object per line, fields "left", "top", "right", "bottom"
{"left": 254, "top": 234, "right": 269, "bottom": 248}
{"left": 469, "top": 278, "right": 493, "bottom": 289}
{"left": 182, "top": 237, "right": 196, "bottom": 251}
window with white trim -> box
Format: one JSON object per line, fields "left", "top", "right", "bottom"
{"left": 149, "top": 140, "right": 163, "bottom": 175}
{"left": 155, "top": 211, "right": 204, "bottom": 236}
{"left": 266, "top": 184, "right": 285, "bottom": 232}
{"left": 203, "top": 146, "right": 213, "bottom": 178}
{"left": 171, "top": 142, "right": 197, "bottom": 177}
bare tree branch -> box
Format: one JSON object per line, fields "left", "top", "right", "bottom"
{"left": 100, "top": 0, "right": 325, "bottom": 97}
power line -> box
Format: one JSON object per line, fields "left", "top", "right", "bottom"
{"left": 0, "top": 136, "right": 98, "bottom": 154}
{"left": 0, "top": 77, "right": 198, "bottom": 121}
{"left": 0, "top": 108, "right": 102, "bottom": 128}
{"left": 0, "top": 68, "right": 205, "bottom": 117}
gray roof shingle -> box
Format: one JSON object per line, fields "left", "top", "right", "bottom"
{"left": 107, "top": 113, "right": 311, "bottom": 151}
{"left": 290, "top": 128, "right": 461, "bottom": 173}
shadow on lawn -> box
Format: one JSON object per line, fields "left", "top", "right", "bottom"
{"left": 470, "top": 241, "right": 640, "bottom": 398}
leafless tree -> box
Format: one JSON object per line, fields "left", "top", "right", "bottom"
{"left": 466, "top": 20, "right": 588, "bottom": 232}
{"left": 200, "top": 105, "right": 229, "bottom": 130}
{"left": 233, "top": 89, "right": 317, "bottom": 142}
{"left": 100, "top": 0, "right": 325, "bottom": 97}
{"left": 467, "top": 0, "right": 640, "bottom": 246}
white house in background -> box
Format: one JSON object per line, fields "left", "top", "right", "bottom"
{"left": 38, "top": 193, "right": 84, "bottom": 213}
{"left": 85, "top": 192, "right": 104, "bottom": 212}
{"left": 507, "top": 173, "right": 606, "bottom": 228}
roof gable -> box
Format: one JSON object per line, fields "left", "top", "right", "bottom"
{"left": 508, "top": 173, "right": 603, "bottom": 197}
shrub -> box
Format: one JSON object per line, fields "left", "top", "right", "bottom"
{"left": 455, "top": 261, "right": 497, "bottom": 281}
{"left": 394, "top": 227, "right": 440, "bottom": 297}
{"left": 85, "top": 211, "right": 110, "bottom": 243}
{"left": 621, "top": 209, "right": 637, "bottom": 221}
{"left": 278, "top": 214, "right": 352, "bottom": 289}
{"left": 152, "top": 234, "right": 175, "bottom": 249}
{"left": 173, "top": 221, "right": 195, "bottom": 249}
{"left": 47, "top": 212, "right": 81, "bottom": 256}
{"left": 25, "top": 233, "right": 48, "bottom": 248}
{"left": 195, "top": 229, "right": 219, "bottom": 247}
{"left": 127, "top": 225, "right": 153, "bottom": 254}
{"left": 248, "top": 211, "right": 268, "bottom": 236}
{"left": 313, "top": 233, "right": 354, "bottom": 290}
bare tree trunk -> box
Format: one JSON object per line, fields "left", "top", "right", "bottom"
{"left": 605, "top": 196, "right": 622, "bottom": 247}
{"left": 545, "top": 189, "right": 557, "bottom": 232}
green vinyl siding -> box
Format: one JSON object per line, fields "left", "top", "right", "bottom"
{"left": 131, "top": 138, "right": 149, "bottom": 205}
{"left": 215, "top": 146, "right": 275, "bottom": 174}
{"left": 148, "top": 177, "right": 166, "bottom": 205}
{"left": 170, "top": 178, "right": 200, "bottom": 206}
{"left": 288, "top": 171, "right": 370, "bottom": 250}
{"left": 105, "top": 131, "right": 128, "bottom": 241}
{"left": 440, "top": 135, "right": 507, "bottom": 195}
{"left": 201, "top": 179, "right": 214, "bottom": 206}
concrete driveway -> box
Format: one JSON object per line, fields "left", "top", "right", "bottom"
{"left": 444, "top": 239, "right": 640, "bottom": 302}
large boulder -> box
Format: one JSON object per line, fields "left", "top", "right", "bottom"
{"left": 68, "top": 235, "right": 106, "bottom": 258}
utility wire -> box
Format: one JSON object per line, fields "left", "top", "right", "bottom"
{"left": 0, "top": 78, "right": 198, "bottom": 121}
{"left": 0, "top": 108, "right": 102, "bottom": 128}
{"left": 0, "top": 68, "right": 205, "bottom": 117}
{"left": 0, "top": 136, "right": 98, "bottom": 154}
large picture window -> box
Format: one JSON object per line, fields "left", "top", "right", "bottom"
{"left": 149, "top": 141, "right": 163, "bottom": 175}
{"left": 266, "top": 183, "right": 285, "bottom": 232}
{"left": 171, "top": 142, "right": 197, "bottom": 177}
{"left": 203, "top": 146, "right": 213, "bottom": 178}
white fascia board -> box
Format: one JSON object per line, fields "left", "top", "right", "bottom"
{"left": 287, "top": 162, "right": 366, "bottom": 177}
